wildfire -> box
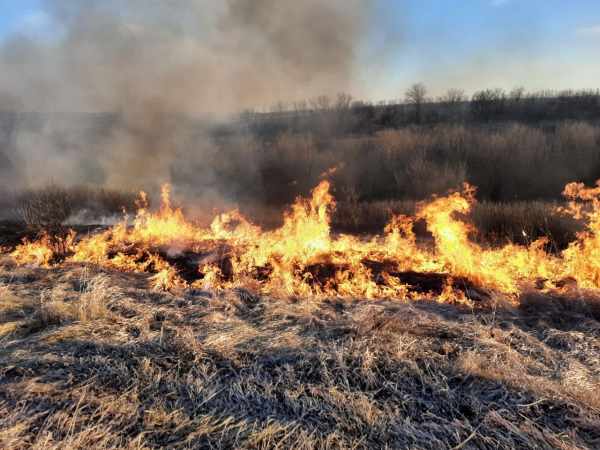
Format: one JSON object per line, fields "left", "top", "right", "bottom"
{"left": 319, "top": 162, "right": 345, "bottom": 179}
{"left": 10, "top": 178, "right": 600, "bottom": 303}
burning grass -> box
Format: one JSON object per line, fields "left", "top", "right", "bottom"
{"left": 7, "top": 177, "right": 600, "bottom": 304}
{"left": 0, "top": 264, "right": 598, "bottom": 448}
{"left": 2, "top": 179, "right": 600, "bottom": 448}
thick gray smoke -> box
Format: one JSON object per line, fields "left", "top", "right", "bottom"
{"left": 0, "top": 0, "right": 372, "bottom": 203}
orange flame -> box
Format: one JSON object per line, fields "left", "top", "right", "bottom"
{"left": 10, "top": 178, "right": 600, "bottom": 304}
{"left": 319, "top": 162, "right": 345, "bottom": 179}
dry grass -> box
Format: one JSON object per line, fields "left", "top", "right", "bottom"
{"left": 247, "top": 122, "right": 600, "bottom": 205}
{"left": 26, "top": 273, "right": 118, "bottom": 332}
{"left": 9, "top": 184, "right": 136, "bottom": 226}
{"left": 470, "top": 201, "right": 582, "bottom": 248}
{"left": 0, "top": 262, "right": 598, "bottom": 449}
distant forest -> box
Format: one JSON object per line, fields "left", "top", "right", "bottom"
{"left": 220, "top": 86, "right": 600, "bottom": 138}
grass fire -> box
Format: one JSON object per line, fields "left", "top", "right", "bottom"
{"left": 9, "top": 178, "right": 600, "bottom": 303}
{"left": 2, "top": 0, "right": 600, "bottom": 449}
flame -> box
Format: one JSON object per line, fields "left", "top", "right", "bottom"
{"left": 560, "top": 180, "right": 600, "bottom": 289}
{"left": 11, "top": 230, "right": 76, "bottom": 268}
{"left": 319, "top": 162, "right": 345, "bottom": 179}
{"left": 10, "top": 178, "right": 600, "bottom": 304}
{"left": 11, "top": 234, "right": 57, "bottom": 268}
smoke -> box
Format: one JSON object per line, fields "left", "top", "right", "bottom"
{"left": 0, "top": 0, "right": 373, "bottom": 205}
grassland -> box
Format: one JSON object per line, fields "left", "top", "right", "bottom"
{"left": 0, "top": 257, "right": 599, "bottom": 449}
{"left": 1, "top": 119, "right": 600, "bottom": 448}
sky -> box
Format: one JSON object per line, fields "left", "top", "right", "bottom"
{"left": 0, "top": 0, "right": 598, "bottom": 108}
{"left": 0, "top": 0, "right": 51, "bottom": 40}
{"left": 358, "top": 0, "right": 600, "bottom": 100}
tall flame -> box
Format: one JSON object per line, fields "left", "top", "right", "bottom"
{"left": 11, "top": 178, "right": 600, "bottom": 303}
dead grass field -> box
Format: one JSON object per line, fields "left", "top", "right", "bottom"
{"left": 0, "top": 255, "right": 599, "bottom": 449}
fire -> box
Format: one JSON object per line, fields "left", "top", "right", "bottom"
{"left": 319, "top": 162, "right": 345, "bottom": 179}
{"left": 10, "top": 178, "right": 600, "bottom": 304}
{"left": 560, "top": 180, "right": 600, "bottom": 289}
{"left": 11, "top": 230, "right": 76, "bottom": 268}
{"left": 11, "top": 234, "right": 57, "bottom": 268}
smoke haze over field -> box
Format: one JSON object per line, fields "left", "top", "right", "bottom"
{"left": 0, "top": 0, "right": 599, "bottom": 211}
{"left": 0, "top": 0, "right": 371, "bottom": 114}
{"left": 0, "top": 0, "right": 372, "bottom": 196}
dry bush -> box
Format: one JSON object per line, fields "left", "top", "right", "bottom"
{"left": 15, "top": 182, "right": 82, "bottom": 254}
{"left": 470, "top": 201, "right": 582, "bottom": 248}
{"left": 336, "top": 184, "right": 361, "bottom": 229}
{"left": 334, "top": 197, "right": 416, "bottom": 231}
{"left": 76, "top": 274, "right": 120, "bottom": 321}
{"left": 91, "top": 188, "right": 137, "bottom": 215}
{"left": 13, "top": 183, "right": 136, "bottom": 231}
{"left": 323, "top": 122, "right": 600, "bottom": 202}
{"left": 332, "top": 198, "right": 579, "bottom": 244}
{"left": 401, "top": 157, "right": 467, "bottom": 199}
{"left": 28, "top": 287, "right": 73, "bottom": 331}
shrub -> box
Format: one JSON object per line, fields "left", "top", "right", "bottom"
{"left": 15, "top": 182, "right": 83, "bottom": 254}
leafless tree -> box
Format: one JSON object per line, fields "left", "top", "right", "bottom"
{"left": 16, "top": 181, "right": 83, "bottom": 255}
{"left": 310, "top": 95, "right": 331, "bottom": 110}
{"left": 269, "top": 101, "right": 288, "bottom": 113}
{"left": 293, "top": 99, "right": 308, "bottom": 113}
{"left": 557, "top": 88, "right": 599, "bottom": 118}
{"left": 238, "top": 108, "right": 256, "bottom": 128}
{"left": 510, "top": 86, "right": 526, "bottom": 103}
{"left": 439, "top": 88, "right": 466, "bottom": 121}
{"left": 405, "top": 83, "right": 428, "bottom": 124}
{"left": 335, "top": 91, "right": 353, "bottom": 111}
{"left": 471, "top": 88, "right": 506, "bottom": 121}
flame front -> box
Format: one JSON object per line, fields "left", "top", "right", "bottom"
{"left": 11, "top": 178, "right": 600, "bottom": 303}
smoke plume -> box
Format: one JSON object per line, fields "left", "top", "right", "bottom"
{"left": 0, "top": 0, "right": 372, "bottom": 201}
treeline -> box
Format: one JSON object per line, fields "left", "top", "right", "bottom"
{"left": 224, "top": 85, "right": 600, "bottom": 138}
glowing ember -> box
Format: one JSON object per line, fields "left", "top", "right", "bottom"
{"left": 10, "top": 178, "right": 600, "bottom": 303}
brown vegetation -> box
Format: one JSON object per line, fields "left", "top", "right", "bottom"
{"left": 2, "top": 92, "right": 600, "bottom": 449}
{"left": 0, "top": 263, "right": 599, "bottom": 449}
{"left": 211, "top": 122, "right": 600, "bottom": 209}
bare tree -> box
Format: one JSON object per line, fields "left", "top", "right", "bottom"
{"left": 269, "top": 101, "right": 288, "bottom": 113}
{"left": 439, "top": 88, "right": 466, "bottom": 121}
{"left": 471, "top": 88, "right": 506, "bottom": 121}
{"left": 510, "top": 86, "right": 526, "bottom": 103}
{"left": 405, "top": 83, "right": 428, "bottom": 124}
{"left": 557, "top": 88, "right": 599, "bottom": 118}
{"left": 237, "top": 108, "right": 256, "bottom": 129}
{"left": 310, "top": 95, "right": 331, "bottom": 110}
{"left": 293, "top": 99, "right": 308, "bottom": 113}
{"left": 16, "top": 181, "right": 82, "bottom": 255}
{"left": 335, "top": 91, "right": 353, "bottom": 111}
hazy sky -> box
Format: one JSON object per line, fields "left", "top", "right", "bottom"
{"left": 0, "top": 0, "right": 598, "bottom": 108}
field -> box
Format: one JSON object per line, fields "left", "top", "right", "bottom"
{"left": 2, "top": 165, "right": 600, "bottom": 448}
{"left": 2, "top": 117, "right": 600, "bottom": 448}
{"left": 1, "top": 0, "right": 599, "bottom": 447}
{"left": 1, "top": 261, "right": 599, "bottom": 449}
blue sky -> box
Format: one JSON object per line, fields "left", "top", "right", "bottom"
{"left": 0, "top": 0, "right": 598, "bottom": 103}
{"left": 357, "top": 0, "right": 600, "bottom": 98}
{"left": 0, "top": 0, "right": 50, "bottom": 40}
